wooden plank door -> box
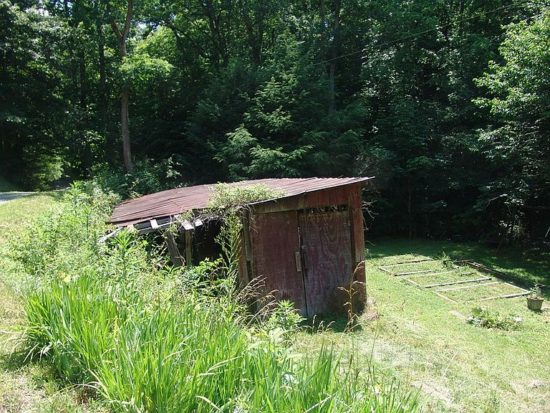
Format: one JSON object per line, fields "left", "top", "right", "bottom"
{"left": 299, "top": 209, "right": 353, "bottom": 315}
{"left": 250, "top": 211, "right": 307, "bottom": 314}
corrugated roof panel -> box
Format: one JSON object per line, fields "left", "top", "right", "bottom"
{"left": 110, "top": 177, "right": 371, "bottom": 226}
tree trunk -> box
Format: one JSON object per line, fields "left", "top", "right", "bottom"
{"left": 120, "top": 88, "right": 132, "bottom": 172}
{"left": 97, "top": 20, "right": 107, "bottom": 118}
{"left": 328, "top": 0, "right": 341, "bottom": 114}
{"left": 111, "top": 0, "right": 134, "bottom": 173}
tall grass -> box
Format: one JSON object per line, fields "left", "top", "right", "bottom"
{"left": 17, "top": 183, "right": 420, "bottom": 412}
{"left": 25, "top": 273, "right": 419, "bottom": 412}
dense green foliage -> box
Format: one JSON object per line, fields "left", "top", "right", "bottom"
{"left": 1, "top": 0, "right": 548, "bottom": 240}
{"left": 14, "top": 186, "right": 419, "bottom": 412}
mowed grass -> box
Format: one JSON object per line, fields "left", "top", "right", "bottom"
{"left": 0, "top": 192, "right": 105, "bottom": 412}
{"left": 298, "top": 239, "right": 550, "bottom": 413}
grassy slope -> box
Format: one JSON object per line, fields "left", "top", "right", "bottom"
{"left": 2, "top": 195, "right": 549, "bottom": 412}
{"left": 299, "top": 239, "right": 550, "bottom": 413}
{"left": 0, "top": 193, "right": 105, "bottom": 413}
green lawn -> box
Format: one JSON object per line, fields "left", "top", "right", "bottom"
{"left": 298, "top": 239, "right": 550, "bottom": 412}
{"left": 2, "top": 195, "right": 549, "bottom": 412}
{"left": 0, "top": 193, "right": 104, "bottom": 413}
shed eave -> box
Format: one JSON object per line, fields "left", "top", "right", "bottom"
{"left": 109, "top": 177, "right": 373, "bottom": 227}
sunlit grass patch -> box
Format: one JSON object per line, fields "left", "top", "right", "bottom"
{"left": 355, "top": 240, "right": 550, "bottom": 412}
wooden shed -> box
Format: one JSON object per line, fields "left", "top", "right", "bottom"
{"left": 110, "top": 177, "right": 370, "bottom": 316}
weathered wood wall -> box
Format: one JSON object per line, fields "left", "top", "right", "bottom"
{"left": 245, "top": 183, "right": 365, "bottom": 316}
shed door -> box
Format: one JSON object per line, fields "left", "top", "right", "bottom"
{"left": 299, "top": 209, "right": 353, "bottom": 315}
{"left": 250, "top": 211, "right": 306, "bottom": 314}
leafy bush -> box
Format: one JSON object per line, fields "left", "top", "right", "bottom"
{"left": 207, "top": 183, "right": 284, "bottom": 210}
{"left": 265, "top": 300, "right": 305, "bottom": 339}
{"left": 439, "top": 252, "right": 454, "bottom": 269}
{"left": 467, "top": 307, "right": 522, "bottom": 330}
{"left": 16, "top": 184, "right": 420, "bottom": 412}
{"left": 10, "top": 181, "right": 119, "bottom": 290}
{"left": 179, "top": 258, "right": 223, "bottom": 286}
{"left": 92, "top": 157, "right": 183, "bottom": 198}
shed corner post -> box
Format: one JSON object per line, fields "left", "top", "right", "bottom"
{"left": 184, "top": 230, "right": 193, "bottom": 266}
{"left": 165, "top": 230, "right": 185, "bottom": 267}
{"left": 350, "top": 184, "right": 367, "bottom": 313}
{"left": 238, "top": 209, "right": 253, "bottom": 288}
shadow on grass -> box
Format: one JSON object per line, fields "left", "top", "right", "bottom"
{"left": 0, "top": 345, "right": 32, "bottom": 373}
{"left": 367, "top": 237, "right": 550, "bottom": 298}
{"left": 302, "top": 315, "right": 364, "bottom": 334}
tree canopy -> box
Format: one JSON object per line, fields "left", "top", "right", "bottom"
{"left": 1, "top": 0, "right": 548, "bottom": 241}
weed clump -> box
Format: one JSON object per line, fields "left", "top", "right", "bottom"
{"left": 467, "top": 306, "right": 522, "bottom": 330}
{"left": 207, "top": 183, "right": 284, "bottom": 211}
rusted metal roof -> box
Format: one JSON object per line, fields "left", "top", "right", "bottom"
{"left": 110, "top": 177, "right": 371, "bottom": 226}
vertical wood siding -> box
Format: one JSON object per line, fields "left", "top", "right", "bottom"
{"left": 250, "top": 210, "right": 306, "bottom": 313}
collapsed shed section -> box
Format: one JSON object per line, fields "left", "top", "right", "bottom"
{"left": 110, "top": 177, "right": 370, "bottom": 316}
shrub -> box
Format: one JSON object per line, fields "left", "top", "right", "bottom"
{"left": 467, "top": 307, "right": 522, "bottom": 330}
{"left": 264, "top": 300, "right": 305, "bottom": 341}
{"left": 92, "top": 157, "right": 183, "bottom": 199}
{"left": 9, "top": 181, "right": 119, "bottom": 291}
{"left": 207, "top": 183, "right": 284, "bottom": 211}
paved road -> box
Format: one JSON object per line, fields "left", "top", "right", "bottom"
{"left": 0, "top": 192, "right": 34, "bottom": 204}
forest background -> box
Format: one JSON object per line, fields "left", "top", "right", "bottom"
{"left": 1, "top": 0, "right": 549, "bottom": 241}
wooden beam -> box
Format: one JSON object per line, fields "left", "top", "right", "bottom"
{"left": 242, "top": 213, "right": 253, "bottom": 261}
{"left": 479, "top": 291, "right": 530, "bottom": 301}
{"left": 408, "top": 270, "right": 475, "bottom": 278}
{"left": 98, "top": 227, "right": 122, "bottom": 243}
{"left": 424, "top": 277, "right": 492, "bottom": 289}
{"left": 437, "top": 281, "right": 500, "bottom": 292}
{"left": 404, "top": 277, "right": 422, "bottom": 287}
{"left": 165, "top": 232, "right": 184, "bottom": 267}
{"left": 395, "top": 269, "right": 437, "bottom": 276}
{"left": 378, "top": 266, "right": 394, "bottom": 275}
{"left": 433, "top": 291, "right": 458, "bottom": 303}
{"left": 182, "top": 220, "right": 194, "bottom": 231}
{"left": 460, "top": 260, "right": 508, "bottom": 277}
{"left": 381, "top": 259, "right": 436, "bottom": 267}
{"left": 185, "top": 231, "right": 193, "bottom": 266}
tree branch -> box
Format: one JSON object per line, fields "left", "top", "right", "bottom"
{"left": 110, "top": 20, "right": 122, "bottom": 40}
{"left": 122, "top": 0, "right": 133, "bottom": 41}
